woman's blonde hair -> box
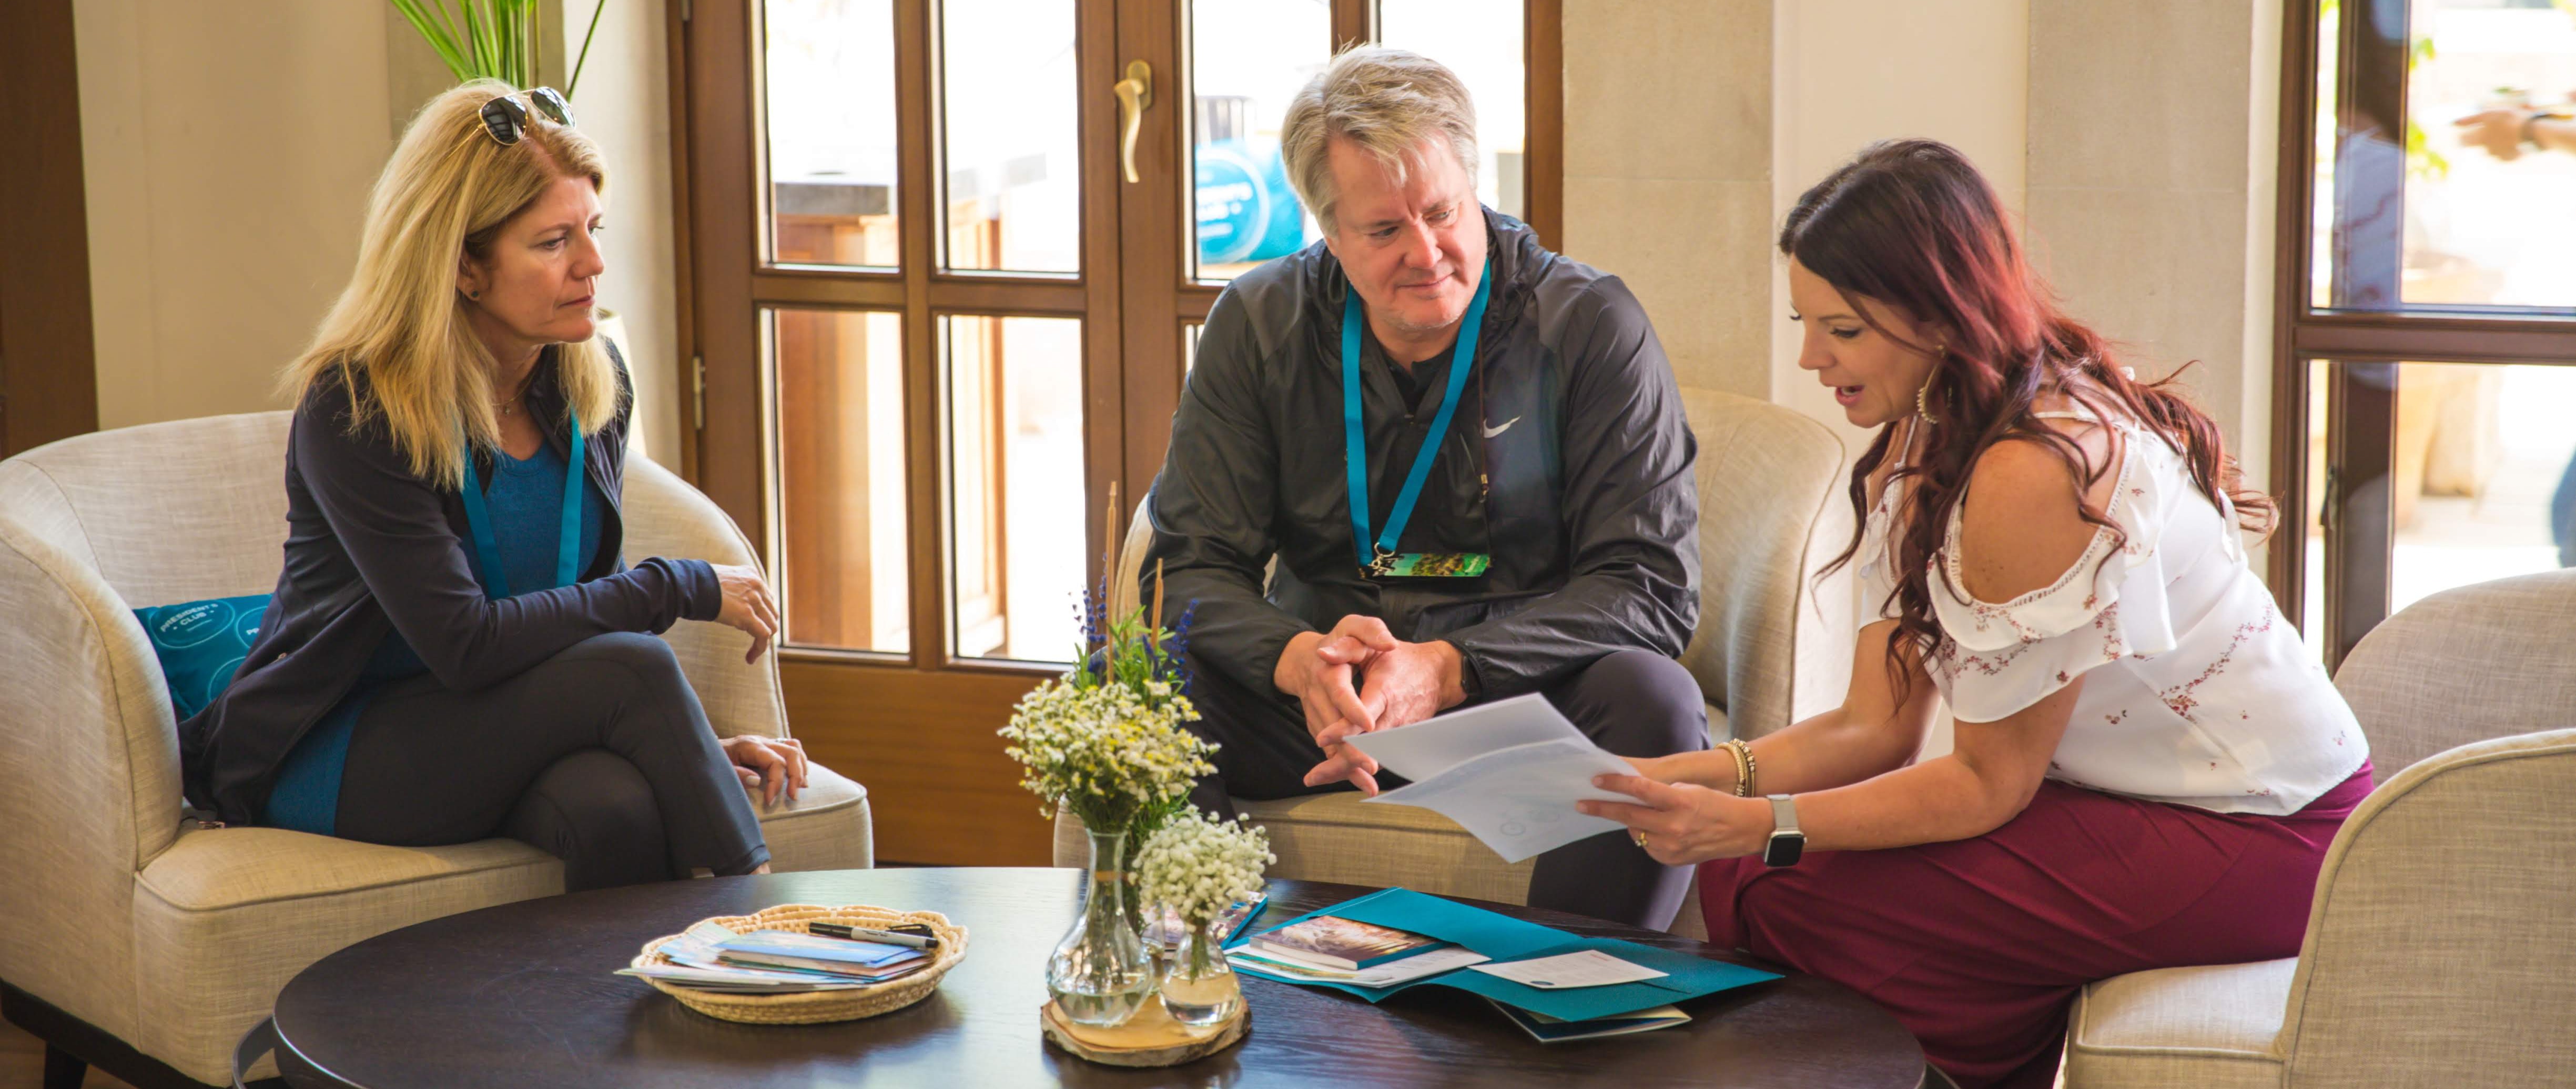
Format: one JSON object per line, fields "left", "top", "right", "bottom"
{"left": 283, "top": 79, "right": 621, "bottom": 491}
{"left": 1279, "top": 46, "right": 1479, "bottom": 235}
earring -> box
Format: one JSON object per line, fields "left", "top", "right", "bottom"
{"left": 468, "top": 291, "right": 481, "bottom": 301}
{"left": 1915, "top": 344, "right": 1947, "bottom": 425}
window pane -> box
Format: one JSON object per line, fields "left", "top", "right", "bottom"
{"left": 945, "top": 315, "right": 1086, "bottom": 662}
{"left": 2304, "top": 358, "right": 2328, "bottom": 658}
{"left": 2307, "top": 0, "right": 2343, "bottom": 309}
{"left": 2316, "top": 0, "right": 2576, "bottom": 309}
{"left": 1378, "top": 1, "right": 1525, "bottom": 220}
{"left": 940, "top": 0, "right": 1081, "bottom": 273}
{"left": 765, "top": 0, "right": 900, "bottom": 268}
{"left": 2388, "top": 363, "right": 2576, "bottom": 610}
{"left": 1190, "top": 0, "right": 1328, "bottom": 282}
{"left": 771, "top": 309, "right": 910, "bottom": 652}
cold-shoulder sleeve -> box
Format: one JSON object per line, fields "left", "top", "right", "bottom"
{"left": 1926, "top": 433, "right": 2185, "bottom": 722}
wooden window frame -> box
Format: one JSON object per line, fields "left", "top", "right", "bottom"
{"left": 2269, "top": 0, "right": 2576, "bottom": 667}
{"left": 0, "top": 0, "right": 100, "bottom": 457}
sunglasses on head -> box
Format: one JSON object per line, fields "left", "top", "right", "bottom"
{"left": 478, "top": 87, "right": 575, "bottom": 146}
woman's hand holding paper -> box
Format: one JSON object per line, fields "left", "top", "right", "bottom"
{"left": 1578, "top": 774, "right": 1774, "bottom": 865}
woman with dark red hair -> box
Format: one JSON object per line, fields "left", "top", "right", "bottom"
{"left": 1577, "top": 139, "right": 2372, "bottom": 1088}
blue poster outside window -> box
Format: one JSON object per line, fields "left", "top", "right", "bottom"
{"left": 1195, "top": 138, "right": 1307, "bottom": 265}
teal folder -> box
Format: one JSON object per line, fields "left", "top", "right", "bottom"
{"left": 1227, "top": 888, "right": 1780, "bottom": 1021}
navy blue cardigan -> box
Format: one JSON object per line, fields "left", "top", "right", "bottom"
{"left": 179, "top": 344, "right": 721, "bottom": 825}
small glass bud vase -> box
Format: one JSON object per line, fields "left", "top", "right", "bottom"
{"left": 1157, "top": 919, "right": 1243, "bottom": 1029}
{"left": 1046, "top": 827, "right": 1157, "bottom": 1027}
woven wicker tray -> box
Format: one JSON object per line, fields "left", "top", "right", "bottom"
{"left": 630, "top": 902, "right": 969, "bottom": 1025}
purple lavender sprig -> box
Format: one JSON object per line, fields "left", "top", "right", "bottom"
{"left": 1170, "top": 600, "right": 1200, "bottom": 697}
{"left": 1069, "top": 578, "right": 1115, "bottom": 688}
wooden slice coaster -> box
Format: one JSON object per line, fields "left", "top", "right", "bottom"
{"left": 1039, "top": 995, "right": 1249, "bottom": 1067}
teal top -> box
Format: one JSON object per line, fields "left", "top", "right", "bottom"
{"left": 262, "top": 440, "right": 605, "bottom": 835}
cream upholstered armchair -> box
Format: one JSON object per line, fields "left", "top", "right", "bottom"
{"left": 1055, "top": 388, "right": 1848, "bottom": 937}
{"left": 0, "top": 411, "right": 872, "bottom": 1088}
{"left": 2063, "top": 569, "right": 2576, "bottom": 1087}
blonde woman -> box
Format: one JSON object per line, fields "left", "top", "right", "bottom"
{"left": 176, "top": 82, "right": 803, "bottom": 890}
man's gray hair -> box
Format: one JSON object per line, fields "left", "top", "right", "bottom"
{"left": 1279, "top": 46, "right": 1478, "bottom": 236}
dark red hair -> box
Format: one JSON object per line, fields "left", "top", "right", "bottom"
{"left": 1783, "top": 139, "right": 2273, "bottom": 687}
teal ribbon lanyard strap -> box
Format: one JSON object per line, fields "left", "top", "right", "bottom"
{"left": 1342, "top": 257, "right": 1494, "bottom": 573}
{"left": 457, "top": 408, "right": 584, "bottom": 601}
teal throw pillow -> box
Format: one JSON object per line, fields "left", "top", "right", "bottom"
{"left": 133, "top": 594, "right": 269, "bottom": 720}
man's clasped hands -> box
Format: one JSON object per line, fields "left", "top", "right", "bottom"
{"left": 1272, "top": 616, "right": 1470, "bottom": 793}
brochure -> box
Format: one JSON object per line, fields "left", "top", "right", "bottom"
{"left": 1228, "top": 944, "right": 1492, "bottom": 987}
{"left": 718, "top": 930, "right": 923, "bottom": 967}
{"left": 1484, "top": 998, "right": 1691, "bottom": 1043}
{"left": 1247, "top": 914, "right": 1448, "bottom": 970}
{"left": 1224, "top": 888, "right": 1781, "bottom": 1023}
{"left": 624, "top": 920, "right": 927, "bottom": 994}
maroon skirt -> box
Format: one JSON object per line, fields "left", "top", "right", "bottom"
{"left": 1699, "top": 762, "right": 2375, "bottom": 1089}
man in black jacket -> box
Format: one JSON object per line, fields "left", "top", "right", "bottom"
{"left": 1144, "top": 47, "right": 1707, "bottom": 929}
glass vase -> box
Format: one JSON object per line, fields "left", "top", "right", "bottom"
{"left": 1046, "top": 826, "right": 1157, "bottom": 1027}
{"left": 1156, "top": 920, "right": 1243, "bottom": 1029}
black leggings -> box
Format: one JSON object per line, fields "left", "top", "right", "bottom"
{"left": 334, "top": 632, "right": 770, "bottom": 891}
{"left": 1181, "top": 647, "right": 1711, "bottom": 930}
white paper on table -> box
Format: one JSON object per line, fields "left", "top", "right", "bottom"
{"left": 1469, "top": 949, "right": 1670, "bottom": 989}
{"left": 1355, "top": 739, "right": 1639, "bottom": 863}
{"left": 1232, "top": 944, "right": 1493, "bottom": 987}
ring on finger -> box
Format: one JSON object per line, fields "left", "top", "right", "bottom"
{"left": 1631, "top": 829, "right": 1650, "bottom": 849}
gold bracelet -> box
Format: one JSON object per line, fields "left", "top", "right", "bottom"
{"left": 1720, "top": 739, "right": 1754, "bottom": 797}
{"left": 1739, "top": 741, "right": 1759, "bottom": 797}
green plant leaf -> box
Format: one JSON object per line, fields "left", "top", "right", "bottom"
{"left": 459, "top": 0, "right": 489, "bottom": 80}
{"left": 567, "top": 0, "right": 606, "bottom": 101}
{"left": 387, "top": 0, "right": 470, "bottom": 80}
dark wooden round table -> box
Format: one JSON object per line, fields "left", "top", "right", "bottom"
{"left": 266, "top": 868, "right": 1922, "bottom": 1088}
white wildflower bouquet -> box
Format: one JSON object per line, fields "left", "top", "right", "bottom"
{"left": 998, "top": 675, "right": 1213, "bottom": 834}
{"left": 1135, "top": 810, "right": 1273, "bottom": 980}
{"left": 1133, "top": 810, "right": 1273, "bottom": 931}
{"left": 998, "top": 493, "right": 1215, "bottom": 839}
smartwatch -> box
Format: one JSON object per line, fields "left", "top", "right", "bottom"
{"left": 1762, "top": 793, "right": 1804, "bottom": 868}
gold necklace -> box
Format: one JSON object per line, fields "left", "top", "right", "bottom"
{"left": 496, "top": 370, "right": 535, "bottom": 417}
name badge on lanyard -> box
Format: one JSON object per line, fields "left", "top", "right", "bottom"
{"left": 458, "top": 409, "right": 585, "bottom": 600}
{"left": 1343, "top": 258, "right": 1493, "bottom": 579}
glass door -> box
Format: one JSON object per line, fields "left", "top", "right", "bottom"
{"left": 681, "top": 0, "right": 1127, "bottom": 864}
{"left": 2277, "top": 0, "right": 2576, "bottom": 667}
{"left": 676, "top": 0, "right": 1551, "bottom": 863}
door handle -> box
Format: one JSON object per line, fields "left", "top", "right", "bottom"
{"left": 1113, "top": 60, "right": 1152, "bottom": 184}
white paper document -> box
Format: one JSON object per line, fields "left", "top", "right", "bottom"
{"left": 1345, "top": 694, "right": 1640, "bottom": 863}
{"left": 1469, "top": 950, "right": 1670, "bottom": 990}
{"left": 1230, "top": 944, "right": 1493, "bottom": 987}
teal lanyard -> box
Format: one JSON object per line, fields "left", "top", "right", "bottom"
{"left": 1341, "top": 258, "right": 1493, "bottom": 571}
{"left": 457, "top": 409, "right": 584, "bottom": 601}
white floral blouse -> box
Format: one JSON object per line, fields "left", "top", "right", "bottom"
{"left": 1860, "top": 406, "right": 2368, "bottom": 816}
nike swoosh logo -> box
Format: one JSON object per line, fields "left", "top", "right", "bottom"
{"left": 1482, "top": 416, "right": 1522, "bottom": 439}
